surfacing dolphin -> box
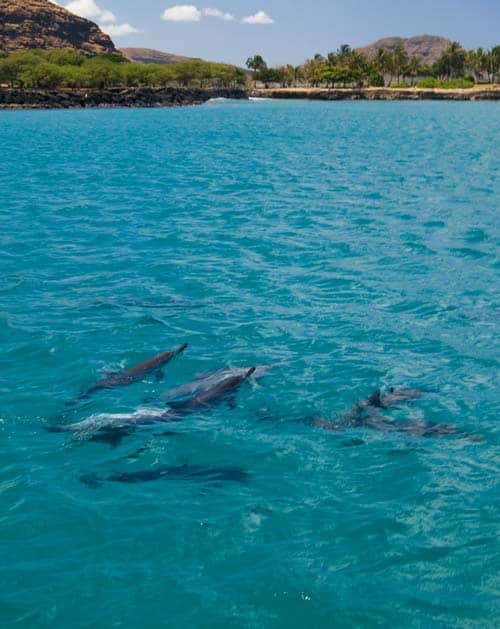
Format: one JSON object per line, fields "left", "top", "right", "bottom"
{"left": 145, "top": 363, "right": 283, "bottom": 403}
{"left": 67, "top": 343, "right": 188, "bottom": 405}
{"left": 50, "top": 367, "right": 256, "bottom": 442}
{"left": 81, "top": 464, "right": 249, "bottom": 487}
{"left": 339, "top": 387, "right": 425, "bottom": 427}
{"left": 310, "top": 387, "right": 461, "bottom": 438}
{"left": 162, "top": 366, "right": 257, "bottom": 414}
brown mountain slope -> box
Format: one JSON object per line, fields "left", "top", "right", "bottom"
{"left": 358, "top": 35, "right": 451, "bottom": 64}
{"left": 0, "top": 0, "right": 116, "bottom": 55}
{"left": 120, "top": 48, "right": 198, "bottom": 65}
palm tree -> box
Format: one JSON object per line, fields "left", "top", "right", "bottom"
{"left": 347, "top": 50, "right": 367, "bottom": 86}
{"left": 326, "top": 52, "right": 337, "bottom": 67}
{"left": 372, "top": 48, "right": 390, "bottom": 86}
{"left": 293, "top": 65, "right": 303, "bottom": 86}
{"left": 407, "top": 55, "right": 423, "bottom": 85}
{"left": 245, "top": 55, "right": 267, "bottom": 86}
{"left": 301, "top": 56, "right": 326, "bottom": 86}
{"left": 436, "top": 42, "right": 466, "bottom": 79}
{"left": 465, "top": 49, "right": 478, "bottom": 81}
{"left": 450, "top": 41, "right": 466, "bottom": 77}
{"left": 392, "top": 44, "right": 409, "bottom": 83}
{"left": 336, "top": 44, "right": 352, "bottom": 67}
{"left": 486, "top": 46, "right": 500, "bottom": 83}
{"left": 282, "top": 65, "right": 297, "bottom": 87}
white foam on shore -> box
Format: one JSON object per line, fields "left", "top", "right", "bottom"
{"left": 206, "top": 98, "right": 257, "bottom": 105}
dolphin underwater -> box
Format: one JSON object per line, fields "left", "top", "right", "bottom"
{"left": 67, "top": 343, "right": 188, "bottom": 404}
{"left": 310, "top": 387, "right": 461, "bottom": 437}
{"left": 50, "top": 366, "right": 257, "bottom": 442}
{"left": 81, "top": 464, "right": 249, "bottom": 487}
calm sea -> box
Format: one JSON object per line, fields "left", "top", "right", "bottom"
{"left": 0, "top": 100, "right": 499, "bottom": 627}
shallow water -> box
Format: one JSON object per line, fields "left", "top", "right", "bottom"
{"left": 1, "top": 100, "right": 499, "bottom": 627}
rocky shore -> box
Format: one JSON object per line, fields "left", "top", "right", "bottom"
{"left": 0, "top": 87, "right": 248, "bottom": 110}
{"left": 3, "top": 86, "right": 499, "bottom": 110}
{"left": 251, "top": 87, "right": 500, "bottom": 101}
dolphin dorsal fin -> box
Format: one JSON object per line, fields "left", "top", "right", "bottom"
{"left": 366, "top": 389, "right": 382, "bottom": 407}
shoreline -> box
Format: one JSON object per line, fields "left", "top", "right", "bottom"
{"left": 0, "top": 87, "right": 248, "bottom": 110}
{"left": 251, "top": 86, "right": 500, "bottom": 101}
{"left": 2, "top": 85, "right": 499, "bottom": 110}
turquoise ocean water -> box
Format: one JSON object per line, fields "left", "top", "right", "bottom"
{"left": 1, "top": 100, "right": 499, "bottom": 627}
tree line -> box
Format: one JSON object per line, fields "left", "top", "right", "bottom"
{"left": 246, "top": 42, "right": 500, "bottom": 89}
{"left": 0, "top": 49, "right": 246, "bottom": 90}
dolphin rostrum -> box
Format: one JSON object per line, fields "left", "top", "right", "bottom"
{"left": 50, "top": 366, "right": 256, "bottom": 440}
{"left": 67, "top": 343, "right": 188, "bottom": 404}
{"left": 81, "top": 464, "right": 249, "bottom": 487}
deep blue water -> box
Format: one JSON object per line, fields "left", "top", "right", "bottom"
{"left": 1, "top": 100, "right": 499, "bottom": 628}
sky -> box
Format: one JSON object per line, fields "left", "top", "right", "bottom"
{"left": 57, "top": 0, "right": 500, "bottom": 66}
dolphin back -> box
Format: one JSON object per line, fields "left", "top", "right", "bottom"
{"left": 165, "top": 365, "right": 257, "bottom": 412}
{"left": 66, "top": 342, "right": 188, "bottom": 405}
{"left": 381, "top": 387, "right": 425, "bottom": 407}
{"left": 123, "top": 343, "right": 188, "bottom": 376}
{"left": 365, "top": 389, "right": 383, "bottom": 408}
{"left": 155, "top": 363, "right": 275, "bottom": 403}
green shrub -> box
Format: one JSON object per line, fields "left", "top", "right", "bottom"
{"left": 45, "top": 49, "right": 85, "bottom": 67}
{"left": 20, "top": 62, "right": 65, "bottom": 88}
{"left": 391, "top": 81, "right": 411, "bottom": 88}
{"left": 0, "top": 49, "right": 245, "bottom": 89}
{"left": 416, "top": 78, "right": 475, "bottom": 89}
{"left": 367, "top": 72, "right": 385, "bottom": 87}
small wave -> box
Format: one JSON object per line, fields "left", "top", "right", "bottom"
{"left": 205, "top": 97, "right": 246, "bottom": 105}
{"left": 136, "top": 315, "right": 166, "bottom": 327}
